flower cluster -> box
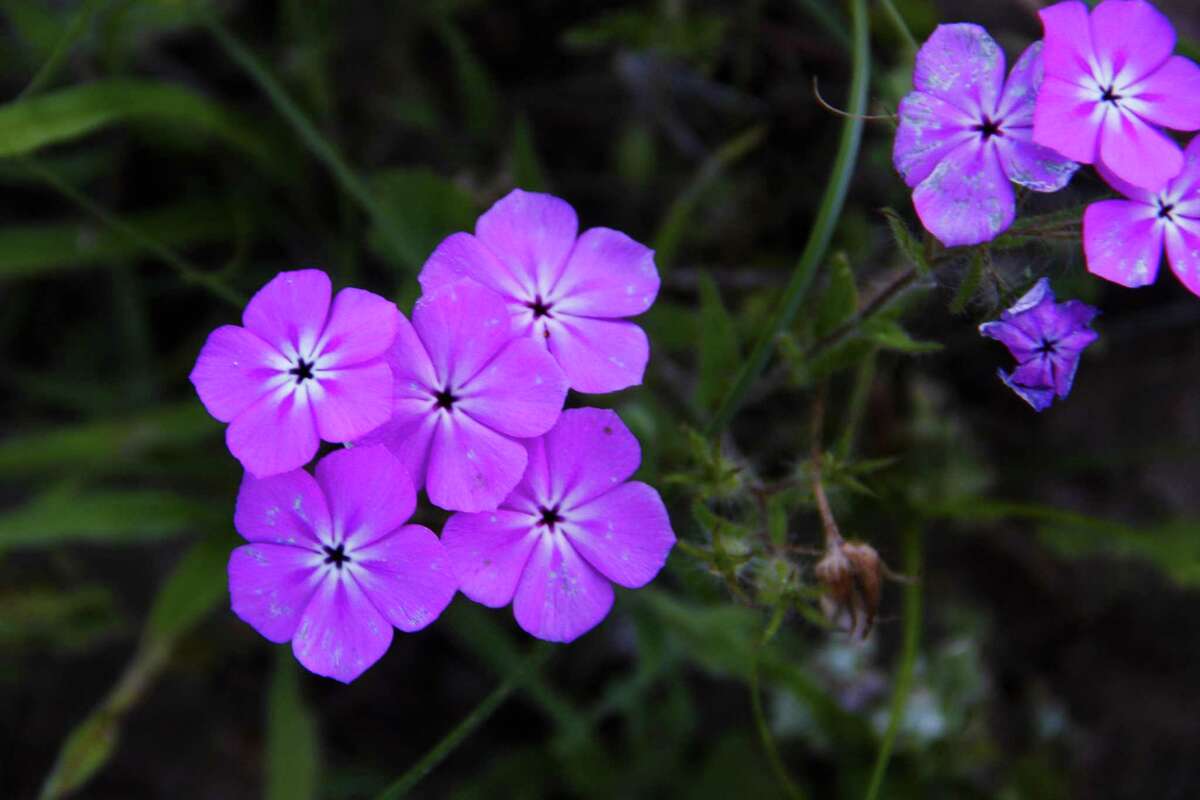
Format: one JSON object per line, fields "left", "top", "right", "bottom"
{"left": 191, "top": 190, "right": 676, "bottom": 681}
{"left": 895, "top": 0, "right": 1200, "bottom": 409}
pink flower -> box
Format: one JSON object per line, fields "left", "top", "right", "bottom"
{"left": 227, "top": 445, "right": 458, "bottom": 683}
{"left": 442, "top": 408, "right": 675, "bottom": 643}
{"left": 1034, "top": 0, "right": 1200, "bottom": 191}
{"left": 894, "top": 24, "right": 1078, "bottom": 247}
{"left": 190, "top": 269, "right": 397, "bottom": 478}
{"left": 1083, "top": 136, "right": 1200, "bottom": 296}
{"left": 357, "top": 279, "right": 569, "bottom": 513}
{"left": 418, "top": 189, "right": 660, "bottom": 394}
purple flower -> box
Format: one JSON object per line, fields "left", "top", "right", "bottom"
{"left": 418, "top": 189, "right": 660, "bottom": 393}
{"left": 227, "top": 445, "right": 458, "bottom": 683}
{"left": 1083, "top": 135, "right": 1200, "bottom": 296}
{"left": 894, "top": 24, "right": 1078, "bottom": 247}
{"left": 357, "top": 279, "right": 569, "bottom": 513}
{"left": 442, "top": 408, "right": 675, "bottom": 643}
{"left": 1034, "top": 0, "right": 1200, "bottom": 191}
{"left": 190, "top": 269, "right": 397, "bottom": 478}
{"left": 979, "top": 278, "right": 1099, "bottom": 411}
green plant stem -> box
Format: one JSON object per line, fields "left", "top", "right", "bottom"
{"left": 749, "top": 606, "right": 806, "bottom": 800}
{"left": 878, "top": 0, "right": 919, "bottom": 52}
{"left": 195, "top": 6, "right": 417, "bottom": 268}
{"left": 863, "top": 522, "right": 922, "bottom": 800}
{"left": 18, "top": 0, "right": 103, "bottom": 99}
{"left": 835, "top": 348, "right": 877, "bottom": 460}
{"left": 23, "top": 159, "right": 245, "bottom": 307}
{"left": 374, "top": 646, "right": 553, "bottom": 800}
{"left": 705, "top": 0, "right": 870, "bottom": 436}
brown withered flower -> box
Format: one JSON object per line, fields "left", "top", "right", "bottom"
{"left": 815, "top": 539, "right": 886, "bottom": 639}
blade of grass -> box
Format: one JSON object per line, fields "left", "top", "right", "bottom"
{"left": 705, "top": 0, "right": 870, "bottom": 436}
{"left": 17, "top": 0, "right": 103, "bottom": 99}
{"left": 878, "top": 0, "right": 918, "bottom": 53}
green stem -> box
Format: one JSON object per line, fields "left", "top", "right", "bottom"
{"left": 863, "top": 522, "right": 922, "bottom": 800}
{"left": 18, "top": 0, "right": 103, "bottom": 99}
{"left": 373, "top": 647, "right": 553, "bottom": 800}
{"left": 23, "top": 158, "right": 245, "bottom": 308}
{"left": 749, "top": 606, "right": 806, "bottom": 800}
{"left": 878, "top": 0, "right": 919, "bottom": 53}
{"left": 705, "top": 0, "right": 870, "bottom": 436}
{"left": 195, "top": 7, "right": 418, "bottom": 269}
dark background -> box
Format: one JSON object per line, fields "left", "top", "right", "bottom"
{"left": 3, "top": 1, "right": 1200, "bottom": 798}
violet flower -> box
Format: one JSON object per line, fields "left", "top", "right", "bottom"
{"left": 228, "top": 445, "right": 458, "bottom": 683}
{"left": 979, "top": 278, "right": 1099, "bottom": 411}
{"left": 419, "top": 189, "right": 660, "bottom": 393}
{"left": 357, "top": 279, "right": 569, "bottom": 513}
{"left": 1035, "top": 0, "right": 1200, "bottom": 191}
{"left": 190, "top": 269, "right": 397, "bottom": 478}
{"left": 1083, "top": 135, "right": 1200, "bottom": 296}
{"left": 894, "top": 24, "right": 1078, "bottom": 247}
{"left": 442, "top": 408, "right": 675, "bottom": 643}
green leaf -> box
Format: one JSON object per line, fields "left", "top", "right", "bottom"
{"left": 814, "top": 252, "right": 858, "bottom": 339}
{"left": 861, "top": 317, "right": 942, "bottom": 354}
{"left": 0, "top": 484, "right": 222, "bottom": 553}
{"left": 694, "top": 274, "right": 742, "bottom": 412}
{"left": 0, "top": 199, "right": 238, "bottom": 281}
{"left": 367, "top": 168, "right": 478, "bottom": 269}
{"left": 266, "top": 652, "right": 320, "bottom": 800}
{"left": 146, "top": 531, "right": 236, "bottom": 645}
{"left": 0, "top": 79, "right": 282, "bottom": 169}
{"left": 0, "top": 585, "right": 123, "bottom": 651}
{"left": 950, "top": 247, "right": 987, "bottom": 315}
{"left": 39, "top": 711, "right": 120, "bottom": 800}
{"left": 881, "top": 207, "right": 930, "bottom": 276}
{"left": 511, "top": 114, "right": 549, "bottom": 192}
{"left": 435, "top": 19, "right": 499, "bottom": 139}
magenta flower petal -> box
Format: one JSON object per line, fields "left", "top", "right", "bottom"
{"left": 242, "top": 270, "right": 332, "bottom": 357}
{"left": 456, "top": 339, "right": 569, "bottom": 438}
{"left": 310, "top": 362, "right": 394, "bottom": 444}
{"left": 233, "top": 468, "right": 330, "bottom": 546}
{"left": 1099, "top": 110, "right": 1184, "bottom": 192}
{"left": 1165, "top": 218, "right": 1200, "bottom": 296}
{"left": 190, "top": 325, "right": 284, "bottom": 422}
{"left": 227, "top": 390, "right": 320, "bottom": 478}
{"left": 229, "top": 447, "right": 455, "bottom": 682}
{"left": 442, "top": 510, "right": 540, "bottom": 607}
{"left": 316, "top": 288, "right": 399, "bottom": 369}
{"left": 1039, "top": 1, "right": 1096, "bottom": 82}
{"left": 547, "top": 315, "right": 650, "bottom": 394}
{"left": 426, "top": 411, "right": 528, "bottom": 513}
{"left": 1126, "top": 57, "right": 1200, "bottom": 131}
{"left": 1032, "top": 77, "right": 1104, "bottom": 164}
{"left": 1083, "top": 199, "right": 1164, "bottom": 287}
{"left": 999, "top": 367, "right": 1057, "bottom": 412}
{"left": 291, "top": 576, "right": 393, "bottom": 684}
{"left": 475, "top": 189, "right": 578, "bottom": 296}
{"left": 565, "top": 482, "right": 674, "bottom": 589}
{"left": 993, "top": 43, "right": 1044, "bottom": 126}
{"left": 1088, "top": 0, "right": 1174, "bottom": 86}
{"left": 228, "top": 543, "right": 323, "bottom": 643}
{"left": 912, "top": 23, "right": 1005, "bottom": 116}
{"left": 548, "top": 228, "right": 660, "bottom": 318}
{"left": 314, "top": 445, "right": 416, "bottom": 550}
{"left": 360, "top": 409, "right": 439, "bottom": 499}
{"left": 351, "top": 524, "right": 458, "bottom": 632}
{"left": 512, "top": 534, "right": 614, "bottom": 643}
{"left": 419, "top": 231, "right": 528, "bottom": 302}
{"left": 893, "top": 94, "right": 977, "bottom": 188}
{"left": 912, "top": 142, "right": 1015, "bottom": 247}
{"left": 413, "top": 280, "right": 516, "bottom": 388}
{"left": 441, "top": 407, "right": 674, "bottom": 643}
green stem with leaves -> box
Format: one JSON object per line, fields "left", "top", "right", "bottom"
{"left": 705, "top": 0, "right": 870, "bottom": 436}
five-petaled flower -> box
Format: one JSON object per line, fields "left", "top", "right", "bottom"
{"left": 442, "top": 408, "right": 675, "bottom": 643}
{"left": 1083, "top": 135, "right": 1200, "bottom": 296}
{"left": 227, "top": 445, "right": 458, "bottom": 683}
{"left": 894, "top": 24, "right": 1078, "bottom": 247}
{"left": 190, "top": 270, "right": 398, "bottom": 478}
{"left": 979, "top": 278, "right": 1099, "bottom": 412}
{"left": 1035, "top": 0, "right": 1200, "bottom": 191}
{"left": 357, "top": 279, "right": 569, "bottom": 513}
{"left": 419, "top": 189, "right": 660, "bottom": 393}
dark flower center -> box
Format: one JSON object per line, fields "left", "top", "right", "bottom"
{"left": 288, "top": 358, "right": 316, "bottom": 384}
{"left": 434, "top": 388, "right": 458, "bottom": 410}
{"left": 973, "top": 116, "right": 1002, "bottom": 140}
{"left": 1100, "top": 85, "right": 1123, "bottom": 105}
{"left": 536, "top": 505, "right": 563, "bottom": 529}
{"left": 323, "top": 543, "right": 350, "bottom": 568}
{"left": 525, "top": 295, "right": 553, "bottom": 318}
{"left": 1158, "top": 200, "right": 1176, "bottom": 220}
{"left": 1036, "top": 337, "right": 1058, "bottom": 356}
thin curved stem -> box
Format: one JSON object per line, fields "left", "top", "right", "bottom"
{"left": 863, "top": 521, "right": 922, "bottom": 800}
{"left": 705, "top": 0, "right": 870, "bottom": 436}
{"left": 750, "top": 607, "right": 806, "bottom": 800}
